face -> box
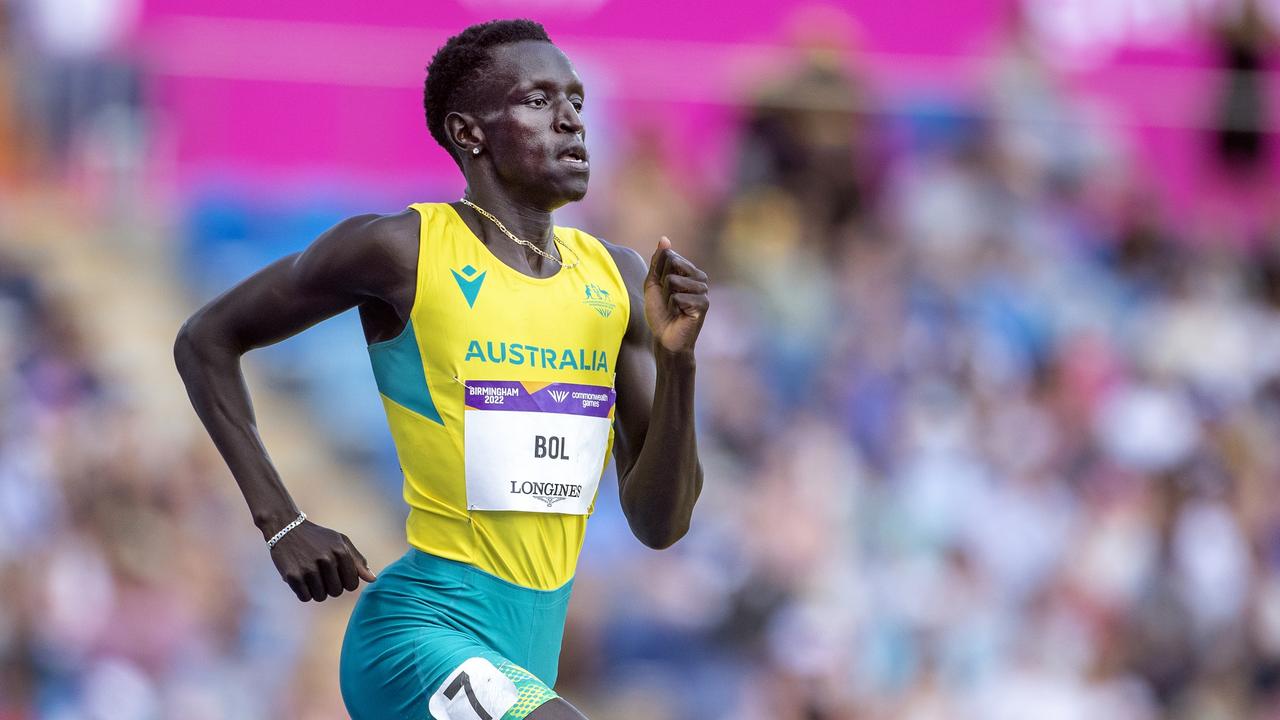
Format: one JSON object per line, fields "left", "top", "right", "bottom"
{"left": 467, "top": 41, "right": 589, "bottom": 209}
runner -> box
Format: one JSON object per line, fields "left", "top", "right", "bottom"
{"left": 174, "top": 18, "right": 708, "bottom": 720}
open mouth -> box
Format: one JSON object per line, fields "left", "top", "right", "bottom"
{"left": 558, "top": 147, "right": 589, "bottom": 168}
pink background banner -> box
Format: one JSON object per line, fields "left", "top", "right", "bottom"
{"left": 139, "top": 0, "right": 1280, "bottom": 214}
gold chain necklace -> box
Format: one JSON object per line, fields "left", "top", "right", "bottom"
{"left": 459, "top": 198, "right": 581, "bottom": 270}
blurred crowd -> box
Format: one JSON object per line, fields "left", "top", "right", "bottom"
{"left": 563, "top": 7, "right": 1280, "bottom": 720}
{"left": 0, "top": 1, "right": 338, "bottom": 717}
{"left": 0, "top": 243, "right": 331, "bottom": 718}
{"left": 4, "top": 1, "right": 1280, "bottom": 719}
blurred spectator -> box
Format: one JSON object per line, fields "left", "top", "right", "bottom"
{"left": 1213, "top": 0, "right": 1274, "bottom": 174}
{"left": 13, "top": 0, "right": 144, "bottom": 185}
{"left": 733, "top": 5, "right": 873, "bottom": 259}
{"left": 0, "top": 1, "right": 21, "bottom": 187}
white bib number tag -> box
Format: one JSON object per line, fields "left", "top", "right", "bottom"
{"left": 429, "top": 657, "right": 518, "bottom": 720}
{"left": 464, "top": 380, "right": 614, "bottom": 515}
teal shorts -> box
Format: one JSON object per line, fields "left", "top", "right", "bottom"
{"left": 340, "top": 549, "right": 573, "bottom": 720}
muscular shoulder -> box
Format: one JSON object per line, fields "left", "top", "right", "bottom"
{"left": 597, "top": 238, "right": 650, "bottom": 340}
{"left": 306, "top": 209, "right": 419, "bottom": 273}
{"left": 293, "top": 209, "right": 420, "bottom": 300}
{"left": 597, "top": 238, "right": 648, "bottom": 297}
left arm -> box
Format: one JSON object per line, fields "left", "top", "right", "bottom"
{"left": 606, "top": 237, "right": 709, "bottom": 549}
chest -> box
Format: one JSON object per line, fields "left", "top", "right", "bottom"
{"left": 417, "top": 259, "right": 627, "bottom": 381}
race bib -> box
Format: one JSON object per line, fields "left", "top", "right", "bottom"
{"left": 463, "top": 380, "right": 614, "bottom": 514}
{"left": 429, "top": 657, "right": 519, "bottom": 720}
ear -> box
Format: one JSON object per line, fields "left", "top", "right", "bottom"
{"left": 445, "top": 111, "right": 484, "bottom": 157}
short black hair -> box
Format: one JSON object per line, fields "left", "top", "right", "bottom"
{"left": 424, "top": 19, "right": 553, "bottom": 161}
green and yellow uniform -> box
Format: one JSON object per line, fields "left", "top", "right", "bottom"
{"left": 340, "top": 203, "right": 629, "bottom": 720}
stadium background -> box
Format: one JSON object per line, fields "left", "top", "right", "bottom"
{"left": 3, "top": 0, "right": 1280, "bottom": 717}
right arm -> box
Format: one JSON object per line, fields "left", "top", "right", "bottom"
{"left": 174, "top": 211, "right": 415, "bottom": 601}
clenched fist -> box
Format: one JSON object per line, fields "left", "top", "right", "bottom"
{"left": 644, "top": 237, "right": 709, "bottom": 355}
{"left": 269, "top": 520, "right": 377, "bottom": 602}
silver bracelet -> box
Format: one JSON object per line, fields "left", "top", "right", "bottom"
{"left": 266, "top": 512, "right": 307, "bottom": 549}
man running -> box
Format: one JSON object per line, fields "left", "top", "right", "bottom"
{"left": 173, "top": 18, "right": 707, "bottom": 720}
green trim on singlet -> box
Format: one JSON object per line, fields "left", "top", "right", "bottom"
{"left": 368, "top": 324, "right": 443, "bottom": 425}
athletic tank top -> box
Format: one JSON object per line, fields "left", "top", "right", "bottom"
{"left": 367, "top": 203, "right": 630, "bottom": 590}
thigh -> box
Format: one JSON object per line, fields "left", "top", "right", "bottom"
{"left": 340, "top": 552, "right": 574, "bottom": 720}
{"left": 340, "top": 562, "right": 489, "bottom": 720}
{"left": 342, "top": 588, "right": 565, "bottom": 720}
{"left": 427, "top": 654, "right": 571, "bottom": 720}
{"left": 342, "top": 606, "right": 507, "bottom": 720}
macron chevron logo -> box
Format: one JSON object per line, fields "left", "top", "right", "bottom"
{"left": 548, "top": 389, "right": 570, "bottom": 403}
{"left": 451, "top": 265, "right": 486, "bottom": 308}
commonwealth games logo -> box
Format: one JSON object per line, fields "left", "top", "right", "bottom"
{"left": 583, "top": 283, "right": 616, "bottom": 317}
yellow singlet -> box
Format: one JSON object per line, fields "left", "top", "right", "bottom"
{"left": 367, "top": 203, "right": 630, "bottom": 590}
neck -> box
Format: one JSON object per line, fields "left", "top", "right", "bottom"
{"left": 463, "top": 180, "right": 554, "bottom": 250}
